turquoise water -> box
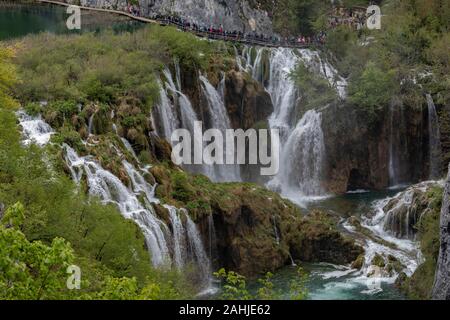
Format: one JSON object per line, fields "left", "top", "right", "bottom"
{"left": 271, "top": 190, "right": 409, "bottom": 300}
{"left": 0, "top": 2, "right": 144, "bottom": 41}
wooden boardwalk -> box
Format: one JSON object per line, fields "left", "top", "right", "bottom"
{"left": 36, "top": 0, "right": 315, "bottom": 49}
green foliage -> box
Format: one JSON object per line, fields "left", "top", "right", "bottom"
{"left": 399, "top": 186, "right": 443, "bottom": 299}
{"left": 256, "top": 272, "right": 278, "bottom": 300}
{"left": 0, "top": 47, "right": 18, "bottom": 109}
{"left": 271, "top": 0, "right": 331, "bottom": 36}
{"left": 348, "top": 62, "right": 398, "bottom": 121}
{"left": 289, "top": 267, "right": 309, "bottom": 300}
{"left": 214, "top": 268, "right": 251, "bottom": 300}
{"left": 151, "top": 25, "right": 214, "bottom": 71}
{"left": 214, "top": 268, "right": 309, "bottom": 300}
{"left": 1, "top": 202, "right": 25, "bottom": 229}
{"left": 15, "top": 30, "right": 161, "bottom": 109}
{"left": 291, "top": 61, "right": 338, "bottom": 112}
{"left": 0, "top": 203, "right": 74, "bottom": 300}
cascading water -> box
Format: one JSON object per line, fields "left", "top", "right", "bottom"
{"left": 121, "top": 138, "right": 138, "bottom": 160}
{"left": 165, "top": 205, "right": 187, "bottom": 270}
{"left": 266, "top": 48, "right": 300, "bottom": 135}
{"left": 154, "top": 78, "right": 179, "bottom": 140}
{"left": 426, "top": 94, "right": 442, "bottom": 179}
{"left": 64, "top": 143, "right": 213, "bottom": 290}
{"left": 88, "top": 113, "right": 95, "bottom": 136}
{"left": 199, "top": 74, "right": 241, "bottom": 182}
{"left": 17, "top": 111, "right": 54, "bottom": 146}
{"left": 247, "top": 48, "right": 330, "bottom": 204}
{"left": 271, "top": 110, "right": 327, "bottom": 200}
{"left": 64, "top": 145, "right": 171, "bottom": 266}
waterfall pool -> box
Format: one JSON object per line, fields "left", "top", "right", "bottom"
{"left": 259, "top": 190, "right": 412, "bottom": 300}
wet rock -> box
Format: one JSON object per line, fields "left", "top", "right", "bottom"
{"left": 351, "top": 254, "right": 365, "bottom": 270}
{"left": 321, "top": 101, "right": 431, "bottom": 194}
{"left": 224, "top": 70, "right": 273, "bottom": 130}
{"left": 432, "top": 163, "right": 450, "bottom": 300}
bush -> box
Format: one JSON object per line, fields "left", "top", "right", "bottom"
{"left": 348, "top": 62, "right": 398, "bottom": 122}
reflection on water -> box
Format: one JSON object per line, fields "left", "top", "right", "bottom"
{"left": 0, "top": 2, "right": 145, "bottom": 41}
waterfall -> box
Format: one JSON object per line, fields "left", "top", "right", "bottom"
{"left": 257, "top": 48, "right": 328, "bottom": 204}
{"left": 185, "top": 210, "right": 212, "bottom": 281}
{"left": 64, "top": 144, "right": 213, "bottom": 289}
{"left": 426, "top": 94, "right": 442, "bottom": 179}
{"left": 269, "top": 110, "right": 326, "bottom": 200}
{"left": 121, "top": 138, "right": 138, "bottom": 160}
{"left": 17, "top": 111, "right": 54, "bottom": 146}
{"left": 88, "top": 113, "right": 95, "bottom": 135}
{"left": 165, "top": 205, "right": 186, "bottom": 269}
{"left": 266, "top": 48, "right": 300, "bottom": 135}
{"left": 297, "top": 49, "right": 347, "bottom": 99}
{"left": 199, "top": 74, "right": 241, "bottom": 182}
{"left": 64, "top": 145, "right": 171, "bottom": 266}
{"left": 388, "top": 102, "right": 400, "bottom": 186}
{"left": 154, "top": 78, "right": 179, "bottom": 139}
{"left": 207, "top": 214, "right": 218, "bottom": 263}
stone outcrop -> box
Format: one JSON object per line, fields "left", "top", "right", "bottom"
{"left": 224, "top": 69, "right": 273, "bottom": 130}
{"left": 150, "top": 166, "right": 363, "bottom": 276}
{"left": 432, "top": 163, "right": 450, "bottom": 300}
{"left": 65, "top": 0, "right": 274, "bottom": 36}
{"left": 379, "top": 181, "right": 442, "bottom": 240}
{"left": 321, "top": 101, "right": 430, "bottom": 193}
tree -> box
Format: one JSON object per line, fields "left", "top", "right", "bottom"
{"left": 349, "top": 62, "right": 398, "bottom": 121}
{"left": 0, "top": 47, "right": 18, "bottom": 109}
{"left": 0, "top": 203, "right": 75, "bottom": 300}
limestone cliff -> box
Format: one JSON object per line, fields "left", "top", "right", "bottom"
{"left": 65, "top": 0, "right": 274, "bottom": 35}
{"left": 432, "top": 163, "right": 450, "bottom": 299}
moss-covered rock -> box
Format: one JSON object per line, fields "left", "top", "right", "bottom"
{"left": 149, "top": 163, "right": 363, "bottom": 276}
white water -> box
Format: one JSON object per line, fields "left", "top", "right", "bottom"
{"left": 165, "top": 204, "right": 187, "bottom": 270}
{"left": 269, "top": 110, "right": 327, "bottom": 203}
{"left": 88, "top": 113, "right": 95, "bottom": 136}
{"left": 64, "top": 145, "right": 171, "bottom": 266}
{"left": 245, "top": 48, "right": 330, "bottom": 205}
{"left": 121, "top": 138, "right": 138, "bottom": 160}
{"left": 334, "top": 184, "right": 438, "bottom": 294}
{"left": 64, "top": 144, "right": 212, "bottom": 281}
{"left": 199, "top": 74, "right": 241, "bottom": 182}
{"left": 154, "top": 78, "right": 179, "bottom": 140}
{"left": 17, "top": 111, "right": 54, "bottom": 146}
{"left": 426, "top": 94, "right": 442, "bottom": 180}
{"left": 388, "top": 102, "right": 400, "bottom": 186}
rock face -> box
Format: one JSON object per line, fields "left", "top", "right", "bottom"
{"left": 321, "top": 101, "right": 430, "bottom": 193}
{"left": 150, "top": 166, "right": 363, "bottom": 276}
{"left": 379, "top": 181, "right": 441, "bottom": 240}
{"left": 432, "top": 163, "right": 450, "bottom": 300}
{"left": 66, "top": 0, "right": 274, "bottom": 35}
{"left": 224, "top": 70, "right": 273, "bottom": 130}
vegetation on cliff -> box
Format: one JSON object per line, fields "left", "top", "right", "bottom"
{"left": 397, "top": 186, "right": 443, "bottom": 299}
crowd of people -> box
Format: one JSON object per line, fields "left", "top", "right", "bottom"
{"left": 328, "top": 6, "right": 368, "bottom": 30}
{"left": 124, "top": 4, "right": 348, "bottom": 47}
{"left": 147, "top": 12, "right": 326, "bottom": 47}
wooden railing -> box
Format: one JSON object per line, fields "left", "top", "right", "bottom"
{"left": 36, "top": 0, "right": 320, "bottom": 49}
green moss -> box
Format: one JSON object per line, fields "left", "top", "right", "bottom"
{"left": 399, "top": 186, "right": 443, "bottom": 299}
